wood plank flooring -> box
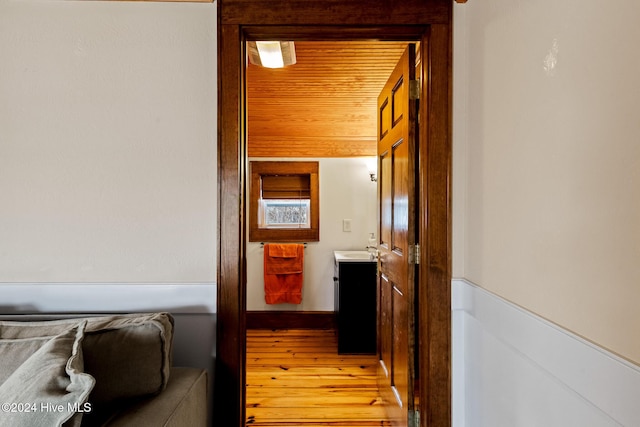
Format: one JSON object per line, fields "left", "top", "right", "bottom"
{"left": 246, "top": 329, "right": 391, "bottom": 426}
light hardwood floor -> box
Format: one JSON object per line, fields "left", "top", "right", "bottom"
{"left": 246, "top": 329, "right": 391, "bottom": 426}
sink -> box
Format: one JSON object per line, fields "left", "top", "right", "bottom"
{"left": 334, "top": 250, "right": 376, "bottom": 262}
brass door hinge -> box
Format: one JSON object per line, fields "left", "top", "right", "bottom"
{"left": 409, "top": 244, "right": 420, "bottom": 265}
{"left": 409, "top": 79, "right": 420, "bottom": 100}
{"left": 409, "top": 409, "right": 420, "bottom": 427}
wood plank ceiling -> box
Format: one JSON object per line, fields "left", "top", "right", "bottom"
{"left": 247, "top": 41, "right": 409, "bottom": 158}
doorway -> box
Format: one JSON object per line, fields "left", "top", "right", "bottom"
{"left": 244, "top": 40, "right": 411, "bottom": 425}
{"left": 217, "top": 3, "right": 452, "bottom": 426}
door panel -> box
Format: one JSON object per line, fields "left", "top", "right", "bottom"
{"left": 380, "top": 150, "right": 392, "bottom": 250}
{"left": 379, "top": 273, "right": 392, "bottom": 379}
{"left": 392, "top": 284, "right": 409, "bottom": 407}
{"left": 391, "top": 138, "right": 409, "bottom": 288}
{"left": 377, "top": 44, "right": 418, "bottom": 427}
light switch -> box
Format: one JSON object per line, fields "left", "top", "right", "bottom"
{"left": 343, "top": 219, "right": 352, "bottom": 232}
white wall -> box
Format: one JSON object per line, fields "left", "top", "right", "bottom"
{"left": 453, "top": 0, "right": 640, "bottom": 364}
{"left": 0, "top": 0, "right": 217, "bottom": 285}
{"left": 246, "top": 157, "right": 377, "bottom": 311}
{"left": 453, "top": 1, "right": 640, "bottom": 425}
{"left": 0, "top": 1, "right": 218, "bottom": 404}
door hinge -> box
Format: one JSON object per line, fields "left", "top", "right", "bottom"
{"left": 409, "top": 79, "right": 420, "bottom": 100}
{"left": 409, "top": 244, "right": 420, "bottom": 265}
{"left": 409, "top": 409, "right": 420, "bottom": 427}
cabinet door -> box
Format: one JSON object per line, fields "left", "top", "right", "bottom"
{"left": 338, "top": 262, "right": 376, "bottom": 354}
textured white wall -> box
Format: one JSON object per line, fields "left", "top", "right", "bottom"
{"left": 0, "top": 1, "right": 217, "bottom": 283}
{"left": 454, "top": 0, "right": 640, "bottom": 363}
{"left": 246, "top": 157, "right": 377, "bottom": 311}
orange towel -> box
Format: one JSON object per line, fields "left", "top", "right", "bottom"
{"left": 266, "top": 244, "right": 303, "bottom": 274}
{"left": 268, "top": 244, "right": 299, "bottom": 259}
{"left": 264, "top": 243, "right": 304, "bottom": 304}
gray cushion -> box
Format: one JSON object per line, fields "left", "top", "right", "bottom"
{"left": 0, "top": 322, "right": 95, "bottom": 427}
{"left": 0, "top": 335, "right": 54, "bottom": 386}
{"left": 0, "top": 312, "right": 173, "bottom": 405}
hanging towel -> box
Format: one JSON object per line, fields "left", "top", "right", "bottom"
{"left": 264, "top": 243, "right": 304, "bottom": 304}
{"left": 267, "top": 243, "right": 300, "bottom": 259}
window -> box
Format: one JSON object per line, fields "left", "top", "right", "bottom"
{"left": 249, "top": 161, "right": 319, "bottom": 242}
{"left": 260, "top": 199, "right": 311, "bottom": 229}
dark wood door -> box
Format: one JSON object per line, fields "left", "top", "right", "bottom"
{"left": 377, "top": 44, "right": 418, "bottom": 427}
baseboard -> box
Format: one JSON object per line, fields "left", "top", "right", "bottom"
{"left": 246, "top": 310, "right": 336, "bottom": 330}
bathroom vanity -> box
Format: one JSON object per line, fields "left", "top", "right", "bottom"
{"left": 333, "top": 251, "right": 377, "bottom": 354}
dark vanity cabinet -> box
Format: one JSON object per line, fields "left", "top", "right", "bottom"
{"left": 333, "top": 259, "right": 377, "bottom": 354}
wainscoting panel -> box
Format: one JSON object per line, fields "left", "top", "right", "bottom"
{"left": 0, "top": 282, "right": 215, "bottom": 314}
{"left": 452, "top": 279, "right": 640, "bottom": 427}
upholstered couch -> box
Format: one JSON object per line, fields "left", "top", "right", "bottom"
{"left": 0, "top": 312, "right": 208, "bottom": 426}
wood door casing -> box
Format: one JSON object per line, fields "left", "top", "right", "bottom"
{"left": 377, "top": 44, "right": 418, "bottom": 427}
{"left": 217, "top": 3, "right": 453, "bottom": 424}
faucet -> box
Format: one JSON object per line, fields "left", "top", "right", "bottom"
{"left": 366, "top": 233, "right": 378, "bottom": 260}
{"left": 366, "top": 244, "right": 378, "bottom": 261}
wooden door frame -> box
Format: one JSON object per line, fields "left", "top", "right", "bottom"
{"left": 216, "top": 2, "right": 452, "bottom": 426}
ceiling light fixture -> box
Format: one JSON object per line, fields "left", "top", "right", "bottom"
{"left": 247, "top": 41, "right": 296, "bottom": 68}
